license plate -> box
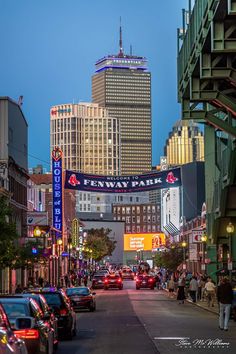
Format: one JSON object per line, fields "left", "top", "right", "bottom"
{"left": 110, "top": 280, "right": 115, "bottom": 283}
{"left": 142, "top": 281, "right": 146, "bottom": 284}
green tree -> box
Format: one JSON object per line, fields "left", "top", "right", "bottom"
{"left": 84, "top": 228, "right": 116, "bottom": 262}
{"left": 154, "top": 248, "right": 183, "bottom": 271}
{"left": 0, "top": 195, "right": 19, "bottom": 269}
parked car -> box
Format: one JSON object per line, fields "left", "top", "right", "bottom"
{"left": 0, "top": 303, "right": 28, "bottom": 354}
{"left": 26, "top": 289, "right": 76, "bottom": 340}
{"left": 0, "top": 296, "right": 54, "bottom": 354}
{"left": 17, "top": 293, "right": 58, "bottom": 349}
{"left": 104, "top": 274, "right": 123, "bottom": 290}
{"left": 91, "top": 274, "right": 105, "bottom": 289}
{"left": 136, "top": 274, "right": 155, "bottom": 290}
{"left": 66, "top": 287, "right": 96, "bottom": 312}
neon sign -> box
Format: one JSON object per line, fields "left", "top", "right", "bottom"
{"left": 52, "top": 147, "right": 63, "bottom": 238}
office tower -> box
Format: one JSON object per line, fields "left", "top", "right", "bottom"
{"left": 50, "top": 102, "right": 120, "bottom": 174}
{"left": 92, "top": 26, "right": 151, "bottom": 175}
{"left": 50, "top": 102, "right": 120, "bottom": 212}
{"left": 164, "top": 120, "right": 204, "bottom": 166}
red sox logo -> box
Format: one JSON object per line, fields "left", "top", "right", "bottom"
{"left": 52, "top": 147, "right": 63, "bottom": 161}
{"left": 166, "top": 172, "right": 178, "bottom": 184}
{"left": 68, "top": 174, "right": 80, "bottom": 187}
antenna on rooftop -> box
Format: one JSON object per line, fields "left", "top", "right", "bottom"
{"left": 118, "top": 16, "right": 124, "bottom": 57}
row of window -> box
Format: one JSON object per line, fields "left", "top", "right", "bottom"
{"left": 114, "top": 215, "right": 157, "bottom": 223}
{"left": 113, "top": 205, "right": 157, "bottom": 214}
{"left": 125, "top": 225, "right": 158, "bottom": 233}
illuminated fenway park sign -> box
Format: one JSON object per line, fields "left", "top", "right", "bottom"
{"left": 64, "top": 168, "right": 181, "bottom": 193}
{"left": 52, "top": 147, "right": 63, "bottom": 238}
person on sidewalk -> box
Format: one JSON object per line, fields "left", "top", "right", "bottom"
{"left": 198, "top": 276, "right": 206, "bottom": 301}
{"left": 189, "top": 276, "right": 198, "bottom": 303}
{"left": 167, "top": 276, "right": 175, "bottom": 298}
{"left": 177, "top": 274, "right": 186, "bottom": 304}
{"left": 204, "top": 277, "right": 216, "bottom": 307}
{"left": 217, "top": 277, "right": 233, "bottom": 331}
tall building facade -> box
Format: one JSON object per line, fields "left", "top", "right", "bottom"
{"left": 50, "top": 102, "right": 120, "bottom": 174}
{"left": 50, "top": 102, "right": 120, "bottom": 212}
{"left": 92, "top": 30, "right": 152, "bottom": 175}
{"left": 164, "top": 120, "right": 204, "bottom": 166}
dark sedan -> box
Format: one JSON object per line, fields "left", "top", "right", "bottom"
{"left": 104, "top": 274, "right": 123, "bottom": 290}
{"left": 136, "top": 274, "right": 155, "bottom": 290}
{"left": 0, "top": 296, "right": 54, "bottom": 354}
{"left": 0, "top": 303, "right": 28, "bottom": 354}
{"left": 18, "top": 293, "right": 58, "bottom": 349}
{"left": 66, "top": 287, "right": 96, "bottom": 312}
{"left": 91, "top": 274, "right": 105, "bottom": 289}
{"left": 26, "top": 289, "right": 76, "bottom": 340}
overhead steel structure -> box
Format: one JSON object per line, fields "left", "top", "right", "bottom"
{"left": 178, "top": 0, "right": 236, "bottom": 277}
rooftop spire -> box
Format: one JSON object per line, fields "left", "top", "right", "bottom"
{"left": 118, "top": 16, "right": 124, "bottom": 57}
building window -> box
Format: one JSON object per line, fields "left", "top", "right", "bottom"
{"left": 152, "top": 205, "right": 156, "bottom": 213}
{"left": 137, "top": 226, "right": 140, "bottom": 233}
{"left": 137, "top": 206, "right": 140, "bottom": 214}
{"left": 152, "top": 215, "right": 156, "bottom": 223}
{"left": 122, "top": 207, "right": 125, "bottom": 214}
{"left": 126, "top": 216, "right": 130, "bottom": 223}
{"left": 137, "top": 216, "right": 140, "bottom": 224}
{"left": 132, "top": 216, "right": 136, "bottom": 223}
{"left": 126, "top": 207, "right": 131, "bottom": 214}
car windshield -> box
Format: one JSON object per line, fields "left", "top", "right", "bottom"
{"left": 1, "top": 302, "right": 30, "bottom": 318}
{"left": 66, "top": 288, "right": 89, "bottom": 296}
{"left": 42, "top": 293, "right": 62, "bottom": 307}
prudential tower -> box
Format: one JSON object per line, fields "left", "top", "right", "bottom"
{"left": 92, "top": 24, "right": 152, "bottom": 175}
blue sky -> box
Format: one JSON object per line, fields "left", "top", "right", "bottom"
{"left": 0, "top": 0, "right": 187, "bottom": 171}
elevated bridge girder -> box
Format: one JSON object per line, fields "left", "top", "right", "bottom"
{"left": 178, "top": 0, "right": 236, "bottom": 276}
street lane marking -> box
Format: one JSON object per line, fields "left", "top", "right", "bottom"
{"left": 154, "top": 337, "right": 190, "bottom": 340}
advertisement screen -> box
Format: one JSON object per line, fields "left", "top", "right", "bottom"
{"left": 124, "top": 233, "right": 165, "bottom": 251}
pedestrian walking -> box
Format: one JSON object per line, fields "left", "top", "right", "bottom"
{"left": 177, "top": 275, "right": 186, "bottom": 304}
{"left": 217, "top": 277, "right": 233, "bottom": 331}
{"left": 189, "top": 276, "right": 198, "bottom": 302}
{"left": 167, "top": 276, "right": 175, "bottom": 298}
{"left": 197, "top": 276, "right": 205, "bottom": 301}
{"left": 64, "top": 274, "right": 70, "bottom": 288}
{"left": 204, "top": 277, "right": 216, "bottom": 307}
{"left": 15, "top": 284, "right": 23, "bottom": 294}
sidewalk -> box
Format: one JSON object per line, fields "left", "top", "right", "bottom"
{"left": 163, "top": 288, "right": 218, "bottom": 315}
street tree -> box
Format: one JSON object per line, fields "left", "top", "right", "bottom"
{"left": 154, "top": 248, "right": 183, "bottom": 271}
{"left": 84, "top": 228, "right": 116, "bottom": 262}
{"left": 0, "top": 195, "right": 19, "bottom": 269}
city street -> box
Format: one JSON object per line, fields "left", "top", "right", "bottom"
{"left": 57, "top": 280, "right": 236, "bottom": 354}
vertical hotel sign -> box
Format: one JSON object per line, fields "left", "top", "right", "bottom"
{"left": 52, "top": 147, "right": 63, "bottom": 239}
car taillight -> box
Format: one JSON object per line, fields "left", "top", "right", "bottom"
{"left": 148, "top": 278, "right": 153, "bottom": 282}
{"left": 136, "top": 279, "right": 140, "bottom": 282}
{"left": 104, "top": 279, "right": 108, "bottom": 283}
{"left": 60, "top": 308, "right": 68, "bottom": 316}
{"left": 117, "top": 278, "right": 122, "bottom": 283}
{"left": 15, "top": 329, "right": 39, "bottom": 339}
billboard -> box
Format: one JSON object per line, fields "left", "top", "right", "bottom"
{"left": 27, "top": 212, "right": 48, "bottom": 226}
{"left": 64, "top": 168, "right": 181, "bottom": 193}
{"left": 124, "top": 233, "right": 165, "bottom": 251}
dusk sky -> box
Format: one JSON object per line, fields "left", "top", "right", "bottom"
{"left": 0, "top": 0, "right": 187, "bottom": 171}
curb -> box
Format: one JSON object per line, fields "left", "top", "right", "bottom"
{"left": 163, "top": 288, "right": 218, "bottom": 315}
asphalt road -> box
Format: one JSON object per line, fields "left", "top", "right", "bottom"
{"left": 57, "top": 280, "right": 236, "bottom": 354}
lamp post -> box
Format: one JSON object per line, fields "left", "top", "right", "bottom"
{"left": 226, "top": 222, "right": 234, "bottom": 281}
{"left": 57, "top": 239, "right": 63, "bottom": 286}
{"left": 201, "top": 233, "right": 207, "bottom": 274}
{"left": 181, "top": 241, "right": 187, "bottom": 270}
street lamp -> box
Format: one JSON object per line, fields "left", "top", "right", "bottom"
{"left": 181, "top": 241, "right": 187, "bottom": 269}
{"left": 226, "top": 222, "right": 234, "bottom": 281}
{"left": 201, "top": 233, "right": 207, "bottom": 274}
